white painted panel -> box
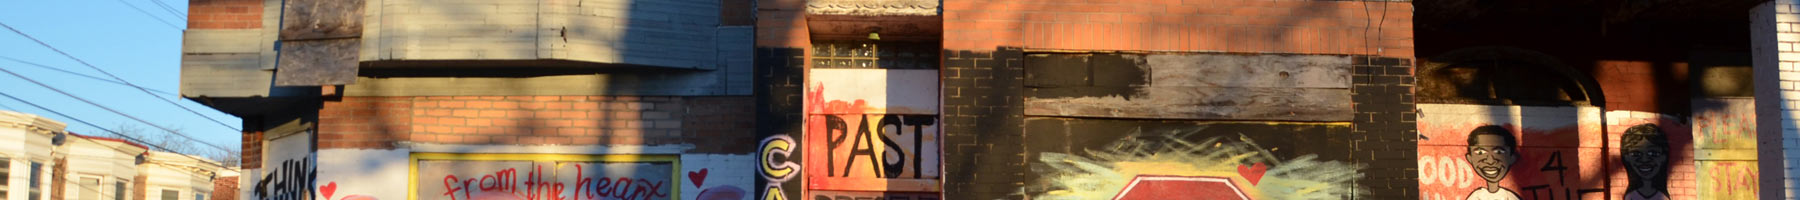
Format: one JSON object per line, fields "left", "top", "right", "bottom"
{"left": 316, "top": 149, "right": 410, "bottom": 200}
{"left": 806, "top": 69, "right": 939, "bottom": 115}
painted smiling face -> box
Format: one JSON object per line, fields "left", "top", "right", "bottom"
{"left": 1467, "top": 134, "right": 1517, "bottom": 183}
{"left": 1621, "top": 124, "right": 1669, "bottom": 181}
{"left": 1464, "top": 125, "right": 1518, "bottom": 184}
{"left": 1622, "top": 140, "right": 1667, "bottom": 178}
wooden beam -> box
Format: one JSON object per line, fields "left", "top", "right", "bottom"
{"left": 1025, "top": 87, "right": 1353, "bottom": 121}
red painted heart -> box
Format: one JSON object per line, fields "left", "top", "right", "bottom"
{"left": 1237, "top": 163, "right": 1268, "bottom": 185}
{"left": 320, "top": 182, "right": 338, "bottom": 200}
{"left": 688, "top": 169, "right": 709, "bottom": 188}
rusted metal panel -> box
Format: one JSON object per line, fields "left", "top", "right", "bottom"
{"left": 1023, "top": 87, "right": 1353, "bottom": 121}
{"left": 275, "top": 38, "right": 360, "bottom": 86}
{"left": 280, "top": 0, "right": 363, "bottom": 40}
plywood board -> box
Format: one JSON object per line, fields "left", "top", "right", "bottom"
{"left": 806, "top": 69, "right": 939, "bottom": 115}
{"left": 1144, "top": 54, "right": 1351, "bottom": 89}
{"left": 803, "top": 114, "right": 940, "bottom": 192}
{"left": 1024, "top": 87, "right": 1352, "bottom": 121}
{"left": 275, "top": 38, "right": 360, "bottom": 86}
{"left": 281, "top": 0, "right": 364, "bottom": 40}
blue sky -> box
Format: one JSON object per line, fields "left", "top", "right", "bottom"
{"left": 0, "top": 1, "right": 242, "bottom": 154}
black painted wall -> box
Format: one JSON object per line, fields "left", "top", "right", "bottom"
{"left": 1351, "top": 56, "right": 1420, "bottom": 199}
{"left": 755, "top": 47, "right": 806, "bottom": 200}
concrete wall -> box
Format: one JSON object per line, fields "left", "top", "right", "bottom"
{"left": 1753, "top": 1, "right": 1800, "bottom": 199}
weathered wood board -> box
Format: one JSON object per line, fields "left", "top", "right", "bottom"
{"left": 1022, "top": 53, "right": 1353, "bottom": 121}
{"left": 275, "top": 38, "right": 361, "bottom": 86}
{"left": 281, "top": 0, "right": 364, "bottom": 40}
{"left": 1024, "top": 87, "right": 1352, "bottom": 121}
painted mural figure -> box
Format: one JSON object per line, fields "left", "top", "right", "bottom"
{"left": 1464, "top": 125, "right": 1521, "bottom": 200}
{"left": 1622, "top": 124, "right": 1671, "bottom": 200}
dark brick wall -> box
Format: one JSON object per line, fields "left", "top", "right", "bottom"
{"left": 753, "top": 47, "right": 806, "bottom": 200}
{"left": 1350, "top": 56, "right": 1419, "bottom": 199}
{"left": 940, "top": 48, "right": 1028, "bottom": 200}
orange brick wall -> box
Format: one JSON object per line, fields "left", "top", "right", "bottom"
{"left": 943, "top": 0, "right": 1413, "bottom": 58}
{"left": 212, "top": 176, "right": 239, "bottom": 200}
{"left": 187, "top": 0, "right": 262, "bottom": 29}
{"left": 317, "top": 96, "right": 755, "bottom": 152}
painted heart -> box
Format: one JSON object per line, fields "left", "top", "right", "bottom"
{"left": 1237, "top": 163, "right": 1268, "bottom": 185}
{"left": 688, "top": 169, "right": 710, "bottom": 188}
{"left": 320, "top": 182, "right": 338, "bottom": 200}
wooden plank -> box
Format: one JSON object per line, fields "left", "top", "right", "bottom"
{"left": 180, "top": 53, "right": 270, "bottom": 97}
{"left": 1145, "top": 54, "right": 1351, "bottom": 88}
{"left": 275, "top": 38, "right": 361, "bottom": 86}
{"left": 280, "top": 0, "right": 364, "bottom": 40}
{"left": 1024, "top": 87, "right": 1352, "bottom": 121}
{"left": 182, "top": 30, "right": 263, "bottom": 53}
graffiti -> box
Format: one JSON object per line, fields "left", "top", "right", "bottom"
{"left": 759, "top": 135, "right": 798, "bottom": 200}
{"left": 417, "top": 159, "right": 674, "bottom": 200}
{"left": 1030, "top": 131, "right": 1364, "bottom": 200}
{"left": 688, "top": 169, "right": 709, "bottom": 188}
{"left": 817, "top": 114, "right": 935, "bottom": 178}
{"left": 697, "top": 186, "right": 747, "bottom": 200}
{"left": 437, "top": 164, "right": 669, "bottom": 200}
{"left": 1693, "top": 99, "right": 1755, "bottom": 149}
{"left": 807, "top": 190, "right": 938, "bottom": 200}
{"left": 1699, "top": 162, "right": 1758, "bottom": 199}
{"left": 319, "top": 182, "right": 380, "bottom": 200}
{"left": 256, "top": 158, "right": 317, "bottom": 200}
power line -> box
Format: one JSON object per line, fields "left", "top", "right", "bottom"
{"left": 0, "top": 66, "right": 234, "bottom": 153}
{"left": 146, "top": 0, "right": 187, "bottom": 21}
{"left": 0, "top": 57, "right": 180, "bottom": 96}
{"left": 0, "top": 91, "right": 233, "bottom": 170}
{"left": 0, "top": 21, "right": 241, "bottom": 132}
{"left": 107, "top": 0, "right": 182, "bottom": 30}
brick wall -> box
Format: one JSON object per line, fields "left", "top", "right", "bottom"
{"left": 134, "top": 175, "right": 147, "bottom": 200}
{"left": 1350, "top": 56, "right": 1417, "bottom": 199}
{"left": 212, "top": 176, "right": 238, "bottom": 200}
{"left": 942, "top": 0, "right": 1412, "bottom": 57}
{"left": 315, "top": 96, "right": 754, "bottom": 151}
{"left": 939, "top": 48, "right": 1027, "bottom": 199}
{"left": 240, "top": 129, "right": 262, "bottom": 169}
{"left": 187, "top": 0, "right": 262, "bottom": 29}
{"left": 1752, "top": 1, "right": 1798, "bottom": 199}
{"left": 750, "top": 47, "right": 806, "bottom": 200}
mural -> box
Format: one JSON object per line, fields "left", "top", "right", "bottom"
{"left": 1417, "top": 104, "right": 1706, "bottom": 200}
{"left": 414, "top": 155, "right": 678, "bottom": 200}
{"left": 1620, "top": 124, "right": 1669, "bottom": 200}
{"left": 759, "top": 135, "right": 799, "bottom": 200}
{"left": 1462, "top": 125, "right": 1523, "bottom": 200}
{"left": 1417, "top": 104, "right": 1609, "bottom": 200}
{"left": 803, "top": 68, "right": 942, "bottom": 194}
{"left": 1028, "top": 130, "right": 1364, "bottom": 200}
